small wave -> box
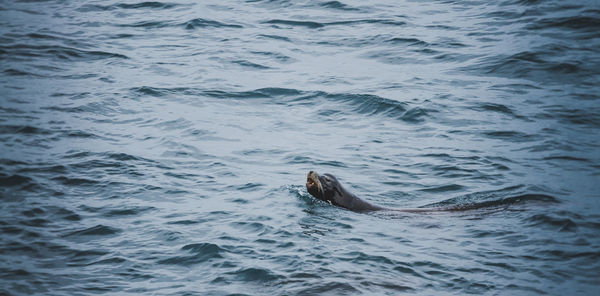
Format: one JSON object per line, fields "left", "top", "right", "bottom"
{"left": 527, "top": 15, "right": 600, "bottom": 35}
{"left": 535, "top": 107, "right": 600, "bottom": 128}
{"left": 258, "top": 34, "right": 292, "bottom": 42}
{"left": 201, "top": 89, "right": 269, "bottom": 99}
{"left": 543, "top": 155, "right": 590, "bottom": 163}
{"left": 103, "top": 206, "right": 154, "bottom": 217}
{"left": 106, "top": 152, "right": 145, "bottom": 162}
{"left": 296, "top": 282, "right": 359, "bottom": 294}
{"left": 329, "top": 19, "right": 406, "bottom": 26}
{"left": 419, "top": 184, "right": 466, "bottom": 193}
{"left": 515, "top": 0, "right": 544, "bottom": 5}
{"left": 87, "top": 257, "right": 127, "bottom": 266}
{"left": 227, "top": 182, "right": 265, "bottom": 192}
{"left": 167, "top": 219, "right": 201, "bottom": 225}
{"left": 232, "top": 59, "right": 271, "bottom": 69}
{"left": 482, "top": 130, "right": 541, "bottom": 143}
{"left": 285, "top": 184, "right": 312, "bottom": 199}
{"left": 1, "top": 240, "right": 38, "bottom": 256}
{"left": 0, "top": 125, "right": 50, "bottom": 135}
{"left": 264, "top": 19, "right": 325, "bottom": 29}
{"left": 77, "top": 2, "right": 180, "bottom": 12}
{"left": 61, "top": 151, "right": 153, "bottom": 169}
{"left": 386, "top": 37, "right": 429, "bottom": 47}
{"left": 320, "top": 1, "right": 360, "bottom": 11}
{"left": 285, "top": 155, "right": 347, "bottom": 168}
{"left": 425, "top": 193, "right": 559, "bottom": 211}
{"left": 464, "top": 48, "right": 595, "bottom": 84}
{"left": 251, "top": 51, "right": 292, "bottom": 63}
{"left": 392, "top": 263, "right": 422, "bottom": 278}
{"left": 131, "top": 86, "right": 423, "bottom": 123}
{"left": 339, "top": 251, "right": 395, "bottom": 266}
{"left": 361, "top": 281, "right": 414, "bottom": 292}
{"left": 534, "top": 248, "right": 600, "bottom": 261}
{"left": 38, "top": 102, "right": 111, "bottom": 116}
{"left": 0, "top": 44, "right": 128, "bottom": 61}
{"left": 229, "top": 221, "right": 268, "bottom": 234}
{"left": 401, "top": 107, "right": 431, "bottom": 123}
{"left": 181, "top": 243, "right": 223, "bottom": 253}
{"left": 131, "top": 86, "right": 225, "bottom": 98}
{"left": 52, "top": 176, "right": 100, "bottom": 186}
{"left": 264, "top": 18, "right": 405, "bottom": 29}
{"left": 361, "top": 49, "right": 424, "bottom": 65}
{"left": 424, "top": 164, "right": 478, "bottom": 179}
{"left": 158, "top": 243, "right": 226, "bottom": 266}
{"left": 225, "top": 267, "right": 284, "bottom": 283}
{"left": 0, "top": 159, "right": 28, "bottom": 167}
{"left": 324, "top": 93, "right": 410, "bottom": 119}
{"left": 131, "top": 86, "right": 176, "bottom": 97}
{"left": 63, "top": 225, "right": 121, "bottom": 237}
{"left": 0, "top": 106, "right": 25, "bottom": 114}
{"left": 56, "top": 208, "right": 81, "bottom": 221}
{"left": 202, "top": 87, "right": 307, "bottom": 101}
{"left": 471, "top": 102, "right": 521, "bottom": 117}
{"left": 21, "top": 207, "right": 44, "bottom": 217}
{"left": 0, "top": 268, "right": 32, "bottom": 281}
{"left": 2, "top": 69, "right": 43, "bottom": 77}
{"left": 67, "top": 248, "right": 109, "bottom": 266}
{"left": 254, "top": 87, "right": 305, "bottom": 97}
{"left": 65, "top": 130, "right": 99, "bottom": 138}
{"left": 20, "top": 218, "right": 49, "bottom": 227}
{"left": 184, "top": 18, "right": 243, "bottom": 29}
{"left": 527, "top": 214, "right": 578, "bottom": 232}
{"left": 116, "top": 1, "right": 179, "bottom": 9}
{"left": 24, "top": 33, "right": 60, "bottom": 40}
{"left": 0, "top": 174, "right": 32, "bottom": 187}
{"left": 122, "top": 20, "right": 173, "bottom": 28}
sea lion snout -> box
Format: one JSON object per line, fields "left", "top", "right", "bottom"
{"left": 306, "top": 171, "right": 317, "bottom": 188}
{"left": 306, "top": 170, "right": 323, "bottom": 199}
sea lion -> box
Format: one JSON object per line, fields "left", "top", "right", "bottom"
{"left": 306, "top": 171, "right": 387, "bottom": 212}
{"left": 306, "top": 171, "right": 438, "bottom": 213}
{"left": 306, "top": 171, "right": 557, "bottom": 213}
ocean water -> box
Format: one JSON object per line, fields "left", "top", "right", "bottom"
{"left": 1, "top": 0, "right": 599, "bottom": 295}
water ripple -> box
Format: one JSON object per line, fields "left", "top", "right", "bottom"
{"left": 1, "top": 0, "right": 598, "bottom": 295}
{"left": 63, "top": 224, "right": 121, "bottom": 237}
{"left": 159, "top": 243, "right": 227, "bottom": 266}
{"left": 77, "top": 2, "right": 181, "bottom": 12}
{"left": 0, "top": 44, "right": 128, "bottom": 61}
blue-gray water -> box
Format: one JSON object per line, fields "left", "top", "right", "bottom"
{"left": 1, "top": 0, "right": 599, "bottom": 295}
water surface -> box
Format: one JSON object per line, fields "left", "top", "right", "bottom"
{"left": 1, "top": 0, "right": 599, "bottom": 295}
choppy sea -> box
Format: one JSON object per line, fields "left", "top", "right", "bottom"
{"left": 1, "top": 0, "right": 599, "bottom": 295}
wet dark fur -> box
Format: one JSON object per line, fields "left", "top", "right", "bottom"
{"left": 306, "top": 171, "right": 471, "bottom": 213}
{"left": 306, "top": 171, "right": 386, "bottom": 212}
{"left": 306, "top": 171, "right": 552, "bottom": 213}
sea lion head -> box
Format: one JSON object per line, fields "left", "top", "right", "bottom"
{"left": 306, "top": 171, "right": 338, "bottom": 202}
